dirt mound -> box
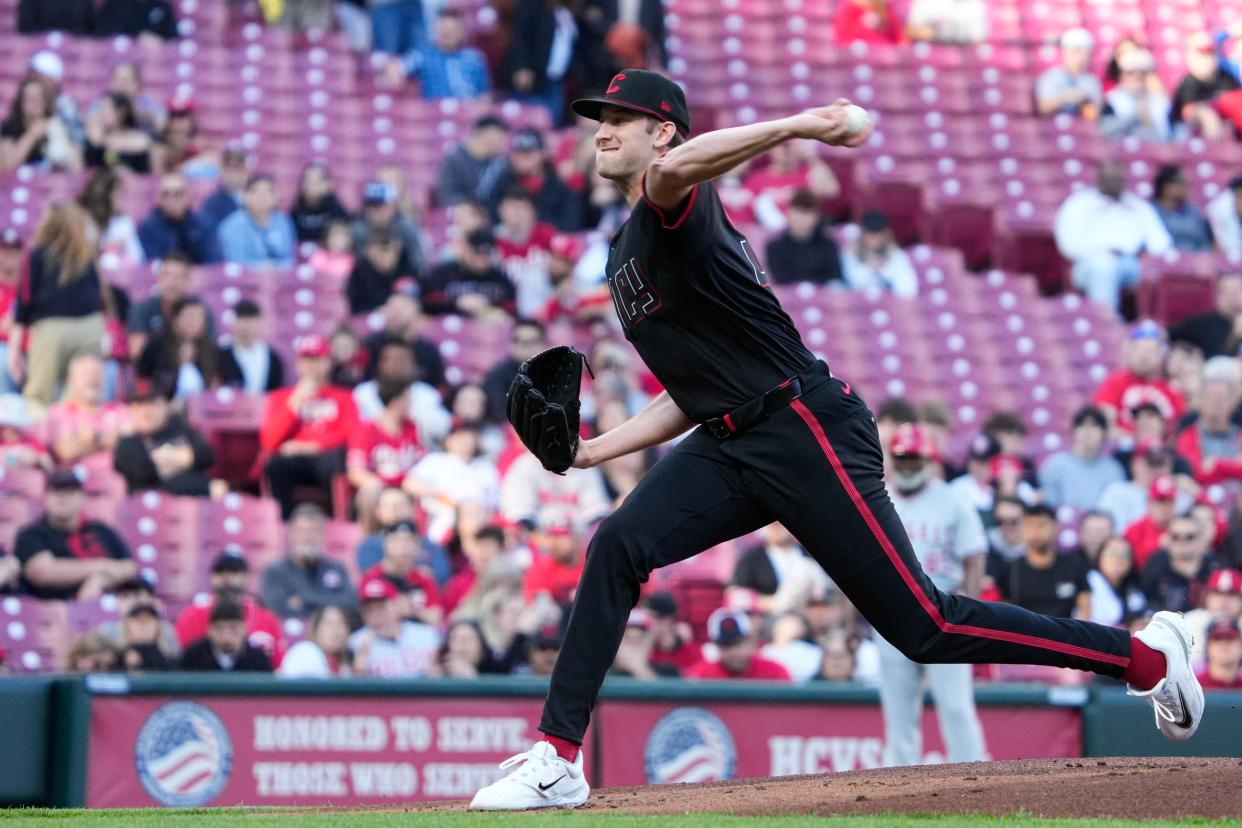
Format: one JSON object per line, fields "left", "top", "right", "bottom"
{"left": 409, "top": 757, "right": 1242, "bottom": 818}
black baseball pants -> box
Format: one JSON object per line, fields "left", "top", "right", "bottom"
{"left": 539, "top": 362, "right": 1132, "bottom": 744}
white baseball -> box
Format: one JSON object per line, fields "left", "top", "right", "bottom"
{"left": 842, "top": 104, "right": 872, "bottom": 137}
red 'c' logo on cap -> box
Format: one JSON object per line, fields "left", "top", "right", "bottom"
{"left": 661, "top": 101, "right": 671, "bottom": 111}
{"left": 606, "top": 73, "right": 626, "bottom": 94}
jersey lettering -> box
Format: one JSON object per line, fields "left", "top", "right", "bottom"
{"left": 607, "top": 257, "right": 661, "bottom": 328}
{"left": 739, "top": 239, "right": 769, "bottom": 287}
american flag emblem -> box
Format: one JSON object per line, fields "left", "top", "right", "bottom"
{"left": 644, "top": 707, "right": 736, "bottom": 784}
{"left": 135, "top": 702, "right": 233, "bottom": 806}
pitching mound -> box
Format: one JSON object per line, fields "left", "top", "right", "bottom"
{"left": 414, "top": 757, "right": 1242, "bottom": 819}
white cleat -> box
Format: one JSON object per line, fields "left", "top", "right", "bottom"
{"left": 1127, "top": 611, "right": 1204, "bottom": 742}
{"left": 469, "top": 741, "right": 590, "bottom": 811}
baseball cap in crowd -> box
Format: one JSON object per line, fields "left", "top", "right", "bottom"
{"left": 233, "top": 298, "right": 263, "bottom": 318}
{"left": 166, "top": 94, "right": 195, "bottom": 116}
{"left": 472, "top": 113, "right": 508, "bottom": 132}
{"left": 1207, "top": 615, "right": 1241, "bottom": 641}
{"left": 126, "top": 603, "right": 161, "bottom": 621}
{"left": 548, "top": 233, "right": 584, "bottom": 262}
{"left": 511, "top": 128, "right": 544, "bottom": 152}
{"left": 1149, "top": 474, "right": 1177, "bottom": 502}
{"left": 626, "top": 608, "right": 652, "bottom": 630}
{"left": 127, "top": 378, "right": 164, "bottom": 404}
{"left": 571, "top": 68, "right": 691, "bottom": 138}
{"left": 210, "top": 551, "right": 249, "bottom": 574}
{"left": 967, "top": 433, "right": 1000, "bottom": 462}
{"left": 0, "top": 228, "right": 21, "bottom": 249}
{"left": 359, "top": 576, "right": 398, "bottom": 604}
{"left": 539, "top": 517, "right": 574, "bottom": 537}
{"left": 29, "top": 50, "right": 64, "bottom": 83}
{"left": 383, "top": 520, "right": 417, "bottom": 538}
{"left": 295, "top": 334, "right": 330, "bottom": 358}
{"left": 48, "top": 467, "right": 85, "bottom": 491}
{"left": 1060, "top": 27, "right": 1094, "bottom": 51}
{"left": 1207, "top": 568, "right": 1242, "bottom": 596}
{"left": 990, "top": 455, "right": 1024, "bottom": 479}
{"left": 1071, "top": 406, "right": 1107, "bottom": 430}
{"left": 533, "top": 624, "right": 563, "bottom": 650}
{"left": 466, "top": 227, "right": 495, "bottom": 253}
{"left": 889, "top": 423, "right": 930, "bottom": 459}
{"left": 646, "top": 592, "right": 678, "bottom": 619}
{"left": 860, "top": 209, "right": 890, "bottom": 233}
{"left": 363, "top": 181, "right": 397, "bottom": 206}
{"left": 707, "top": 608, "right": 751, "bottom": 646}
{"left": 1130, "top": 319, "right": 1166, "bottom": 342}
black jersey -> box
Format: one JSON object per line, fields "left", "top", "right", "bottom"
{"left": 605, "top": 178, "right": 815, "bottom": 422}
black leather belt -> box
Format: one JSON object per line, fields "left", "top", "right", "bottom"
{"left": 703, "top": 370, "right": 810, "bottom": 441}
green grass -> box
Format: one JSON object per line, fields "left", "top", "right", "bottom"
{"left": 3, "top": 812, "right": 1241, "bottom": 828}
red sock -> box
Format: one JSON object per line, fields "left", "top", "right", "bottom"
{"left": 541, "top": 733, "right": 580, "bottom": 763}
{"left": 1122, "top": 637, "right": 1167, "bottom": 691}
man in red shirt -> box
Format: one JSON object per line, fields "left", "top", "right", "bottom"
{"left": 495, "top": 187, "right": 557, "bottom": 318}
{"left": 645, "top": 592, "right": 702, "bottom": 674}
{"left": 833, "top": 0, "right": 903, "bottom": 45}
{"left": 261, "top": 334, "right": 358, "bottom": 519}
{"left": 174, "top": 551, "right": 286, "bottom": 665}
{"left": 346, "top": 375, "right": 422, "bottom": 518}
{"left": 360, "top": 520, "right": 443, "bottom": 626}
{"left": 1195, "top": 616, "right": 1242, "bottom": 689}
{"left": 1124, "top": 474, "right": 1180, "bottom": 571}
{"left": 685, "top": 608, "right": 791, "bottom": 681}
{"left": 442, "top": 524, "right": 505, "bottom": 616}
{"left": 1093, "top": 321, "right": 1186, "bottom": 435}
{"left": 522, "top": 519, "right": 586, "bottom": 606}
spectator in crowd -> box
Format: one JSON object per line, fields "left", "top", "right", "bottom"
{"left": 994, "top": 503, "right": 1091, "bottom": 619}
{"left": 538, "top": 232, "right": 611, "bottom": 325}
{"left": 388, "top": 9, "right": 491, "bottom": 102}
{"left": 77, "top": 167, "right": 143, "bottom": 267}
{"left": 64, "top": 632, "right": 119, "bottom": 673}
{"left": 218, "top": 174, "right": 297, "bottom": 267}
{"left": 136, "top": 298, "right": 223, "bottom": 400}
{"left": 592, "top": 399, "right": 649, "bottom": 505}
{"left": 152, "top": 96, "right": 202, "bottom": 175}
{"left": 741, "top": 140, "right": 839, "bottom": 230}
{"left": 38, "top": 353, "right": 130, "bottom": 466}
{"left": 1141, "top": 514, "right": 1216, "bottom": 612}
{"left": 174, "top": 551, "right": 286, "bottom": 661}
{"left": 495, "top": 187, "right": 558, "bottom": 317}
{"left": 1054, "top": 162, "right": 1173, "bottom": 311}
{"left": 730, "top": 522, "right": 832, "bottom": 615}
{"left": 506, "top": 0, "right": 579, "bottom": 123}
{"left": 1099, "top": 441, "right": 1177, "bottom": 532}
{"left": 948, "top": 432, "right": 1000, "bottom": 515}
{"left": 95, "top": 0, "right": 179, "bottom": 41}
{"left": 1151, "top": 166, "right": 1212, "bottom": 252}
{"left": 278, "top": 605, "right": 355, "bottom": 677}
{"left": 95, "top": 576, "right": 180, "bottom": 660}
{"left": 1112, "top": 404, "right": 1191, "bottom": 475}
{"left": 331, "top": 320, "right": 371, "bottom": 390}
{"left": 442, "top": 524, "right": 506, "bottom": 616}
{"left": 138, "top": 174, "right": 216, "bottom": 263}
{"left": 441, "top": 619, "right": 502, "bottom": 677}
{"left": 1124, "top": 474, "right": 1181, "bottom": 571}
{"left": 987, "top": 495, "right": 1027, "bottom": 567}
{"left": 637, "top": 592, "right": 699, "bottom": 674}
{"left": 1099, "top": 48, "right": 1171, "bottom": 141}
{"left": 18, "top": 0, "right": 95, "bottom": 34}
{"left": 500, "top": 443, "right": 612, "bottom": 531}
{"left": 362, "top": 520, "right": 443, "bottom": 625}
{"left": 13, "top": 467, "right": 135, "bottom": 601}
{"left": 309, "top": 219, "right": 356, "bottom": 282}
{"left": 347, "top": 375, "right": 423, "bottom": 515}
{"left": 483, "top": 319, "right": 546, "bottom": 421}
{"left": 904, "top": 0, "right": 987, "bottom": 45}
{"left": 1038, "top": 406, "right": 1127, "bottom": 510}
{"left": 1172, "top": 32, "right": 1239, "bottom": 140}
{"left": 27, "top": 51, "right": 86, "bottom": 147}
{"left": 757, "top": 612, "right": 823, "bottom": 682}
{"left": 347, "top": 231, "right": 414, "bottom": 315}
{"left": 1185, "top": 568, "right": 1242, "bottom": 660}
{"left": 1087, "top": 536, "right": 1147, "bottom": 626}
{"left": 407, "top": 422, "right": 500, "bottom": 544}
{"left": 686, "top": 609, "right": 792, "bottom": 681}
{"left": 982, "top": 410, "right": 1034, "bottom": 481}
{"left": 1207, "top": 176, "right": 1242, "bottom": 258}
{"left": 117, "top": 603, "right": 174, "bottom": 671}
{"left": 1073, "top": 511, "right": 1116, "bottom": 567}
{"left": 420, "top": 228, "right": 516, "bottom": 318}
{"left": 369, "top": 0, "right": 427, "bottom": 56}
{"left": 113, "top": 380, "right": 215, "bottom": 496}
{"left": 0, "top": 76, "right": 81, "bottom": 173}
{"left": 1176, "top": 357, "right": 1242, "bottom": 485}
{"left": 521, "top": 624, "right": 563, "bottom": 677}
{"left": 363, "top": 291, "right": 444, "bottom": 388}
{"left": 609, "top": 609, "right": 665, "bottom": 679}
{"left": 436, "top": 114, "right": 509, "bottom": 207}
{"left": 816, "top": 633, "right": 859, "bottom": 683}
{"left": 90, "top": 62, "right": 163, "bottom": 138}
{"left": 833, "top": 0, "right": 902, "bottom": 45}
{"left": 485, "top": 129, "right": 580, "bottom": 231}
{"left": 83, "top": 93, "right": 153, "bottom": 174}
{"left": 199, "top": 143, "right": 251, "bottom": 234}
{"left": 1092, "top": 320, "right": 1186, "bottom": 434}
{"left": 220, "top": 299, "right": 285, "bottom": 394}
{"left": 354, "top": 486, "right": 450, "bottom": 580}
{"left": 352, "top": 181, "right": 426, "bottom": 277}
{"left": 765, "top": 189, "right": 844, "bottom": 285}
{"left": 1037, "top": 28, "right": 1103, "bottom": 118}
{"left": 1196, "top": 616, "right": 1242, "bottom": 689}
{"left": 352, "top": 335, "right": 449, "bottom": 441}
{"left": 522, "top": 519, "right": 586, "bottom": 607}
{"left": 261, "top": 334, "right": 359, "bottom": 519}
{"left": 9, "top": 205, "right": 106, "bottom": 408}
{"left": 180, "top": 599, "right": 274, "bottom": 672}
{"left": 1170, "top": 273, "right": 1242, "bottom": 360}
{"left": 1168, "top": 338, "right": 1206, "bottom": 413}
{"left": 261, "top": 504, "right": 357, "bottom": 619}
{"left": 127, "top": 253, "right": 211, "bottom": 360}
{"left": 841, "top": 210, "right": 918, "bottom": 297}
{"left": 350, "top": 576, "right": 441, "bottom": 677}
{"left": 291, "top": 162, "right": 349, "bottom": 244}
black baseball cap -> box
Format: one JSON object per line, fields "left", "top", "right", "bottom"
{"left": 572, "top": 69, "right": 691, "bottom": 138}
{"left": 48, "top": 467, "right": 85, "bottom": 491}
{"left": 511, "top": 128, "right": 544, "bottom": 152}
{"left": 210, "top": 551, "right": 248, "bottom": 574}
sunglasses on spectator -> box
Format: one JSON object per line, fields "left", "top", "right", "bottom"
{"left": 1169, "top": 533, "right": 1197, "bottom": 542}
{"left": 160, "top": 188, "right": 187, "bottom": 198}
{"left": 998, "top": 517, "right": 1022, "bottom": 526}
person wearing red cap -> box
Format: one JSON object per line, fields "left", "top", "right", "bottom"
{"left": 260, "top": 334, "right": 359, "bottom": 519}
{"left": 1091, "top": 323, "right": 1186, "bottom": 435}
{"left": 684, "top": 609, "right": 791, "bottom": 681}
{"left": 1140, "top": 515, "right": 1217, "bottom": 614}
{"left": 522, "top": 519, "right": 586, "bottom": 606}
{"left": 359, "top": 520, "right": 443, "bottom": 627}
{"left": 1194, "top": 616, "right": 1242, "bottom": 689}
{"left": 538, "top": 232, "right": 610, "bottom": 324}
{"left": 348, "top": 574, "right": 441, "bottom": 678}
{"left": 1123, "top": 474, "right": 1181, "bottom": 570}
{"left": 1185, "top": 567, "right": 1242, "bottom": 661}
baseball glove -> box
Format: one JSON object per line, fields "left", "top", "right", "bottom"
{"left": 506, "top": 345, "right": 588, "bottom": 475}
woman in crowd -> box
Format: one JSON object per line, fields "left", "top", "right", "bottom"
{"left": 440, "top": 619, "right": 500, "bottom": 677}
{"left": 279, "top": 606, "right": 355, "bottom": 678}
{"left": 136, "top": 297, "right": 223, "bottom": 400}
{"left": 152, "top": 98, "right": 203, "bottom": 174}
{"left": 1088, "top": 536, "right": 1148, "bottom": 626}
{"left": 77, "top": 167, "right": 144, "bottom": 267}
{"left": 84, "top": 92, "right": 153, "bottom": 174}
{"left": 9, "top": 204, "right": 107, "bottom": 408}
{"left": 0, "top": 77, "right": 80, "bottom": 172}
{"left": 291, "top": 162, "right": 349, "bottom": 244}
